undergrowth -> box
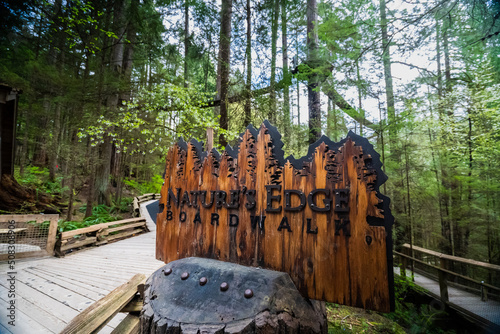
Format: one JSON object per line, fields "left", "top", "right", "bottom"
{"left": 327, "top": 276, "right": 456, "bottom": 333}
{"left": 15, "top": 166, "right": 67, "bottom": 195}
{"left": 57, "top": 200, "right": 132, "bottom": 232}
{"left": 123, "top": 174, "right": 163, "bottom": 194}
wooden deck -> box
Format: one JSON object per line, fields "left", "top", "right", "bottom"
{"left": 395, "top": 267, "right": 500, "bottom": 330}
{"left": 0, "top": 201, "right": 163, "bottom": 333}
{"left": 1, "top": 201, "right": 499, "bottom": 333}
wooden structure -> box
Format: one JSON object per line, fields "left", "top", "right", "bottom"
{"left": 0, "top": 198, "right": 162, "bottom": 334}
{"left": 55, "top": 217, "right": 148, "bottom": 256}
{"left": 395, "top": 244, "right": 500, "bottom": 333}
{"left": 60, "top": 274, "right": 145, "bottom": 334}
{"left": 0, "top": 83, "right": 20, "bottom": 176}
{"left": 1, "top": 199, "right": 499, "bottom": 333}
{"left": 396, "top": 244, "right": 500, "bottom": 303}
{"left": 0, "top": 214, "right": 58, "bottom": 261}
{"left": 156, "top": 121, "right": 394, "bottom": 312}
{"left": 133, "top": 193, "right": 160, "bottom": 217}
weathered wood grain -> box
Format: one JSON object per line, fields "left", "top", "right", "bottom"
{"left": 156, "top": 122, "right": 394, "bottom": 312}
{"left": 60, "top": 274, "right": 145, "bottom": 334}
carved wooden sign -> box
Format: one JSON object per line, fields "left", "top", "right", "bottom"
{"left": 156, "top": 121, "right": 394, "bottom": 312}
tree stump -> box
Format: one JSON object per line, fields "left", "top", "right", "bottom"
{"left": 141, "top": 257, "right": 327, "bottom": 333}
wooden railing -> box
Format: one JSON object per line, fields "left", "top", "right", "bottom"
{"left": 132, "top": 193, "right": 160, "bottom": 217}
{"left": 55, "top": 217, "right": 148, "bottom": 257}
{"left": 395, "top": 243, "right": 500, "bottom": 303}
{"left": 0, "top": 214, "right": 59, "bottom": 260}
{"left": 60, "top": 273, "right": 145, "bottom": 334}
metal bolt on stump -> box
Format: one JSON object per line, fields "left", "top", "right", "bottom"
{"left": 141, "top": 257, "right": 327, "bottom": 333}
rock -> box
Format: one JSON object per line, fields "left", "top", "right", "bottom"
{"left": 141, "top": 257, "right": 327, "bottom": 333}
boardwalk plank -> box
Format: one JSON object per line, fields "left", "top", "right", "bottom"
{"left": 23, "top": 267, "right": 107, "bottom": 300}
{"left": 0, "top": 295, "right": 54, "bottom": 334}
{"left": 0, "top": 280, "right": 81, "bottom": 319}
{"left": 30, "top": 266, "right": 114, "bottom": 294}
{"left": 14, "top": 271, "right": 94, "bottom": 311}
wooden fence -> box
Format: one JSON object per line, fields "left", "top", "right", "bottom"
{"left": 132, "top": 193, "right": 159, "bottom": 217}
{"left": 55, "top": 217, "right": 148, "bottom": 256}
{"left": 395, "top": 243, "right": 500, "bottom": 303}
{"left": 0, "top": 214, "right": 58, "bottom": 260}
{"left": 55, "top": 193, "right": 158, "bottom": 256}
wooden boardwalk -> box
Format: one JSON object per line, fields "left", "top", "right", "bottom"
{"left": 1, "top": 201, "right": 499, "bottom": 333}
{"left": 395, "top": 268, "right": 500, "bottom": 330}
{"left": 0, "top": 201, "right": 164, "bottom": 334}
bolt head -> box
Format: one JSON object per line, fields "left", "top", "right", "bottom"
{"left": 220, "top": 282, "right": 229, "bottom": 291}
{"left": 181, "top": 272, "right": 189, "bottom": 280}
{"left": 244, "top": 289, "right": 253, "bottom": 298}
{"left": 164, "top": 268, "right": 172, "bottom": 276}
{"left": 199, "top": 277, "right": 208, "bottom": 286}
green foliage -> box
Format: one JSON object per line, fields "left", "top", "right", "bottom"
{"left": 124, "top": 175, "right": 164, "bottom": 194}
{"left": 58, "top": 203, "right": 125, "bottom": 232}
{"left": 385, "top": 276, "right": 452, "bottom": 334}
{"left": 78, "top": 83, "right": 220, "bottom": 155}
{"left": 15, "top": 166, "right": 68, "bottom": 195}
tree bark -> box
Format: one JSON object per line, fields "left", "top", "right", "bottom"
{"left": 307, "top": 0, "right": 321, "bottom": 144}
{"left": 217, "top": 0, "right": 233, "bottom": 147}
{"left": 281, "top": 0, "right": 290, "bottom": 138}
{"left": 184, "top": 0, "right": 190, "bottom": 86}
{"left": 269, "top": 0, "right": 280, "bottom": 124}
{"left": 244, "top": 0, "right": 251, "bottom": 126}
{"left": 95, "top": 0, "right": 126, "bottom": 206}
{"left": 379, "top": 0, "right": 396, "bottom": 143}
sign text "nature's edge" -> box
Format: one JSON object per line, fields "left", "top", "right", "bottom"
{"left": 164, "top": 186, "right": 351, "bottom": 236}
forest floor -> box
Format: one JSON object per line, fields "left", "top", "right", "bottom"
{"left": 327, "top": 304, "right": 405, "bottom": 333}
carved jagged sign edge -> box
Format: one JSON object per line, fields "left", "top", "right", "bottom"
{"left": 172, "top": 121, "right": 395, "bottom": 311}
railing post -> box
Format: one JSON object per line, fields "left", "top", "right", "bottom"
{"left": 438, "top": 256, "right": 449, "bottom": 303}
{"left": 481, "top": 281, "right": 488, "bottom": 302}
{"left": 400, "top": 248, "right": 408, "bottom": 279}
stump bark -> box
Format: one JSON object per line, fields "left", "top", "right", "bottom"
{"left": 141, "top": 257, "right": 327, "bottom": 333}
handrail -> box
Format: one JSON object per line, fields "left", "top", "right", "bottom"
{"left": 395, "top": 251, "right": 500, "bottom": 294}
{"left": 402, "top": 244, "right": 500, "bottom": 272}
{"left": 133, "top": 193, "right": 160, "bottom": 217}
{"left": 55, "top": 217, "right": 148, "bottom": 256}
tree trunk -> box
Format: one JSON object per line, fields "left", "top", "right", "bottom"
{"left": 379, "top": 0, "right": 395, "bottom": 143}
{"left": 281, "top": 0, "right": 290, "bottom": 139}
{"left": 48, "top": 102, "right": 61, "bottom": 182}
{"left": 217, "top": 0, "right": 232, "bottom": 147}
{"left": 269, "top": 0, "right": 280, "bottom": 124}
{"left": 244, "top": 0, "right": 251, "bottom": 126}
{"left": 95, "top": 0, "right": 126, "bottom": 206}
{"left": 307, "top": 0, "right": 320, "bottom": 144}
{"left": 184, "top": 0, "right": 190, "bottom": 86}
{"left": 356, "top": 60, "right": 364, "bottom": 136}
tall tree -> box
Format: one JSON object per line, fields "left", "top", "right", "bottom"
{"left": 217, "top": 0, "right": 233, "bottom": 147}
{"left": 281, "top": 0, "right": 290, "bottom": 138}
{"left": 307, "top": 0, "right": 321, "bottom": 144}
{"left": 244, "top": 0, "right": 252, "bottom": 126}
{"left": 379, "top": 0, "right": 395, "bottom": 144}
{"left": 269, "top": 0, "right": 280, "bottom": 124}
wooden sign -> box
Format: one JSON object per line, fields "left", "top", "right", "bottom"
{"left": 156, "top": 121, "right": 394, "bottom": 312}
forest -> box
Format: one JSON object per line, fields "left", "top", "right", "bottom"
{"left": 0, "top": 0, "right": 499, "bottom": 268}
